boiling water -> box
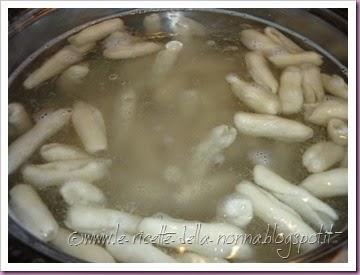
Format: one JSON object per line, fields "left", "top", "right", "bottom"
{"left": 9, "top": 12, "right": 347, "bottom": 262}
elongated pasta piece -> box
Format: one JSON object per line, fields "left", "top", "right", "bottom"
{"left": 301, "top": 168, "right": 348, "bottom": 198}
{"left": 65, "top": 205, "right": 141, "bottom": 234}
{"left": 216, "top": 193, "right": 253, "bottom": 228}
{"left": 9, "top": 103, "right": 33, "bottom": 139}
{"left": 9, "top": 108, "right": 72, "bottom": 174}
{"left": 190, "top": 125, "right": 237, "bottom": 180}
{"left": 103, "top": 31, "right": 136, "bottom": 50}
{"left": 268, "top": 51, "right": 323, "bottom": 68}
{"left": 23, "top": 46, "right": 86, "bottom": 89}
{"left": 103, "top": 41, "right": 162, "bottom": 59}
{"left": 152, "top": 40, "right": 183, "bottom": 85}
{"left": 253, "top": 165, "right": 338, "bottom": 231}
{"left": 176, "top": 252, "right": 227, "bottom": 263}
{"left": 278, "top": 66, "right": 303, "bottom": 114}
{"left": 170, "top": 14, "right": 206, "bottom": 37}
{"left": 240, "top": 29, "right": 284, "bottom": 56}
{"left": 143, "top": 13, "right": 162, "bottom": 34}
{"left": 226, "top": 74, "right": 280, "bottom": 114}
{"left": 304, "top": 98, "right": 348, "bottom": 125}
{"left": 302, "top": 141, "right": 345, "bottom": 173}
{"left": 137, "top": 216, "right": 253, "bottom": 260}
{"left": 235, "top": 181, "right": 317, "bottom": 251}
{"left": 57, "top": 63, "right": 89, "bottom": 94}
{"left": 51, "top": 227, "right": 115, "bottom": 262}
{"left": 106, "top": 233, "right": 176, "bottom": 263}
{"left": 245, "top": 51, "right": 278, "bottom": 94}
{"left": 327, "top": 118, "right": 348, "bottom": 146}
{"left": 234, "top": 112, "right": 313, "bottom": 142}
{"left": 40, "top": 143, "right": 90, "bottom": 162}
{"left": 10, "top": 184, "right": 58, "bottom": 241}
{"left": 301, "top": 64, "right": 325, "bottom": 103}
{"left": 264, "top": 27, "right": 304, "bottom": 54}
{"left": 321, "top": 73, "right": 348, "bottom": 99}
{"left": 72, "top": 101, "right": 107, "bottom": 154}
{"left": 22, "top": 159, "right": 111, "bottom": 188}
{"left": 60, "top": 180, "right": 106, "bottom": 206}
{"left": 68, "top": 18, "right": 124, "bottom": 46}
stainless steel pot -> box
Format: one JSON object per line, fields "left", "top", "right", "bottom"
{"left": 8, "top": 8, "right": 348, "bottom": 263}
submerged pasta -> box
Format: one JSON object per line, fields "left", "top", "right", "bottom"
{"left": 9, "top": 13, "right": 348, "bottom": 263}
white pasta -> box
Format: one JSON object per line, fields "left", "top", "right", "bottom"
{"left": 253, "top": 165, "right": 338, "bottom": 231}
{"left": 226, "top": 74, "right": 280, "bottom": 115}
{"left": 10, "top": 184, "right": 59, "bottom": 241}
{"left": 106, "top": 233, "right": 176, "bottom": 263}
{"left": 103, "top": 31, "right": 137, "bottom": 50}
{"left": 301, "top": 168, "right": 348, "bottom": 198}
{"left": 278, "top": 66, "right": 303, "bottom": 114}
{"left": 65, "top": 205, "right": 141, "bottom": 234}
{"left": 216, "top": 193, "right": 253, "bottom": 228}
{"left": 57, "top": 63, "right": 89, "bottom": 94}
{"left": 321, "top": 73, "right": 348, "bottom": 99}
{"left": 22, "top": 159, "right": 111, "bottom": 188}
{"left": 170, "top": 14, "right": 206, "bottom": 37}
{"left": 152, "top": 40, "right": 183, "bottom": 85}
{"left": 51, "top": 227, "right": 115, "bottom": 262}
{"left": 68, "top": 18, "right": 124, "bottom": 46}
{"left": 327, "top": 119, "right": 348, "bottom": 146}
{"left": 103, "top": 41, "right": 162, "bottom": 59}
{"left": 137, "top": 216, "right": 253, "bottom": 260}
{"left": 190, "top": 125, "right": 237, "bottom": 180}
{"left": 23, "top": 46, "right": 87, "bottom": 89}
{"left": 302, "top": 141, "right": 345, "bottom": 173}
{"left": 60, "top": 180, "right": 107, "bottom": 206}
{"left": 9, "top": 108, "right": 72, "bottom": 174}
{"left": 40, "top": 143, "right": 90, "bottom": 162}
{"left": 301, "top": 64, "right": 325, "bottom": 103}
{"left": 244, "top": 51, "right": 279, "bottom": 94}
{"left": 234, "top": 112, "right": 313, "bottom": 142}
{"left": 143, "top": 13, "right": 162, "bottom": 34}
{"left": 304, "top": 98, "right": 348, "bottom": 125}
{"left": 240, "top": 29, "right": 284, "bottom": 56}
{"left": 72, "top": 101, "right": 107, "bottom": 154}
{"left": 8, "top": 103, "right": 33, "bottom": 139}
{"left": 264, "top": 27, "right": 304, "bottom": 54}
{"left": 268, "top": 52, "right": 323, "bottom": 68}
{"left": 236, "top": 181, "right": 317, "bottom": 251}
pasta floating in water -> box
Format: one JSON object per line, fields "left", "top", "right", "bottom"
{"left": 234, "top": 112, "right": 313, "bottom": 142}
{"left": 301, "top": 64, "right": 325, "bottom": 103}
{"left": 244, "top": 51, "right": 279, "bottom": 94}
{"left": 8, "top": 103, "right": 33, "bottom": 139}
{"left": 51, "top": 227, "right": 115, "bottom": 263}
{"left": 22, "top": 159, "right": 111, "bottom": 188}
{"left": 327, "top": 118, "right": 348, "bottom": 146}
{"left": 60, "top": 180, "right": 107, "bottom": 206}
{"left": 40, "top": 143, "right": 90, "bottom": 162}
{"left": 10, "top": 184, "right": 59, "bottom": 241}
{"left": 264, "top": 27, "right": 304, "bottom": 54}
{"left": 23, "top": 45, "right": 90, "bottom": 89}
{"left": 57, "top": 63, "right": 90, "bottom": 95}
{"left": 304, "top": 98, "right": 348, "bottom": 125}
{"left": 321, "top": 73, "right": 348, "bottom": 99}
{"left": 106, "top": 233, "right": 177, "bottom": 263}
{"left": 268, "top": 51, "right": 323, "bottom": 68}
{"left": 137, "top": 216, "right": 253, "bottom": 260}
{"left": 68, "top": 18, "right": 124, "bottom": 46}
{"left": 72, "top": 101, "right": 107, "bottom": 154}
{"left": 301, "top": 168, "right": 348, "bottom": 198}
{"left": 302, "top": 141, "right": 345, "bottom": 173}
{"left": 278, "top": 66, "right": 304, "bottom": 114}
{"left": 226, "top": 74, "right": 280, "bottom": 115}
{"left": 65, "top": 205, "right": 141, "bottom": 234}
{"left": 240, "top": 29, "right": 284, "bottom": 56}
{"left": 9, "top": 108, "right": 72, "bottom": 174}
